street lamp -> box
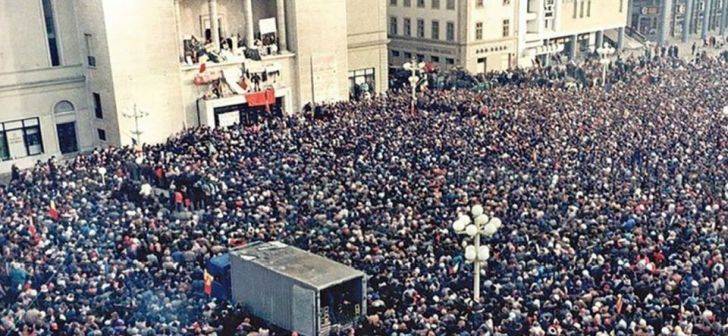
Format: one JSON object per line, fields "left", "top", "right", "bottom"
{"left": 452, "top": 204, "right": 503, "bottom": 303}
{"left": 403, "top": 59, "right": 425, "bottom": 114}
{"left": 596, "top": 42, "right": 616, "bottom": 87}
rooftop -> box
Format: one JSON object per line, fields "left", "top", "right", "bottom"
{"left": 231, "top": 241, "right": 365, "bottom": 290}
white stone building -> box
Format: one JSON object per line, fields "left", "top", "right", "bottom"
{"left": 387, "top": 0, "right": 519, "bottom": 73}
{"left": 517, "top": 0, "right": 629, "bottom": 67}
{"left": 0, "top": 0, "right": 389, "bottom": 172}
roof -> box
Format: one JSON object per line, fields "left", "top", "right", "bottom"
{"left": 230, "top": 241, "right": 365, "bottom": 290}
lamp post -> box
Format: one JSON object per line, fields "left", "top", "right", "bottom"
{"left": 452, "top": 204, "right": 503, "bottom": 303}
{"left": 122, "top": 104, "right": 149, "bottom": 146}
{"left": 97, "top": 167, "right": 107, "bottom": 185}
{"left": 403, "top": 59, "right": 425, "bottom": 114}
{"left": 596, "top": 42, "right": 616, "bottom": 87}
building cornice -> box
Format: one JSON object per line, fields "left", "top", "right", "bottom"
{"left": 348, "top": 38, "right": 391, "bottom": 49}
{"left": 0, "top": 75, "right": 86, "bottom": 93}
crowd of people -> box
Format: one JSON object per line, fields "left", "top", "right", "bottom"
{"left": 1, "top": 49, "right": 726, "bottom": 335}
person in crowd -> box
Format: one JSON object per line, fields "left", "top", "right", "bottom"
{"left": 0, "top": 50, "right": 726, "bottom": 335}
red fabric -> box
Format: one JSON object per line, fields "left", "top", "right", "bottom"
{"left": 48, "top": 207, "right": 59, "bottom": 221}
{"left": 246, "top": 88, "right": 276, "bottom": 107}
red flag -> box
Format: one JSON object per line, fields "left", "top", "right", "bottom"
{"left": 203, "top": 270, "right": 214, "bottom": 295}
{"left": 48, "top": 201, "right": 59, "bottom": 221}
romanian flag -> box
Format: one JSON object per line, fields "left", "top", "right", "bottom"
{"left": 615, "top": 295, "right": 623, "bottom": 314}
{"left": 48, "top": 200, "right": 60, "bottom": 221}
{"left": 203, "top": 270, "right": 214, "bottom": 295}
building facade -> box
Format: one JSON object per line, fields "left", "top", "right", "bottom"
{"left": 517, "top": 0, "right": 629, "bottom": 67}
{"left": 628, "top": 0, "right": 728, "bottom": 44}
{"left": 0, "top": 0, "right": 388, "bottom": 172}
{"left": 387, "top": 0, "right": 519, "bottom": 73}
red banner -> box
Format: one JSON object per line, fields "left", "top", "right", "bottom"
{"left": 246, "top": 88, "right": 276, "bottom": 107}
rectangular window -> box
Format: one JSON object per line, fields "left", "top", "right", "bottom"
{"left": 404, "top": 18, "right": 411, "bottom": 36}
{"left": 390, "top": 0, "right": 397, "bottom": 5}
{"left": 432, "top": 0, "right": 440, "bottom": 9}
{"left": 417, "top": 0, "right": 425, "bottom": 7}
{"left": 97, "top": 129, "right": 107, "bottom": 141}
{"left": 391, "top": 50, "right": 401, "bottom": 57}
{"left": 404, "top": 0, "right": 411, "bottom": 7}
{"left": 446, "top": 58, "right": 455, "bottom": 65}
{"left": 416, "top": 54, "right": 425, "bottom": 62}
{"left": 587, "top": 0, "right": 591, "bottom": 17}
{"left": 573, "top": 0, "right": 578, "bottom": 18}
{"left": 475, "top": 22, "right": 483, "bottom": 40}
{"left": 476, "top": 0, "right": 484, "bottom": 7}
{"left": 446, "top": 0, "right": 455, "bottom": 10}
{"left": 446, "top": 21, "right": 455, "bottom": 41}
{"left": 431, "top": 55, "right": 440, "bottom": 63}
{"left": 93, "top": 93, "right": 103, "bottom": 119}
{"left": 404, "top": 51, "right": 412, "bottom": 59}
{"left": 348, "top": 68, "right": 376, "bottom": 99}
{"left": 0, "top": 118, "right": 44, "bottom": 160}
{"left": 85, "top": 34, "right": 96, "bottom": 67}
{"left": 41, "top": 0, "right": 61, "bottom": 66}
{"left": 503, "top": 0, "right": 511, "bottom": 4}
{"left": 502, "top": 19, "right": 510, "bottom": 37}
{"left": 431, "top": 20, "right": 440, "bottom": 39}
{"left": 417, "top": 19, "right": 425, "bottom": 38}
{"left": 390, "top": 17, "right": 398, "bottom": 35}
{"left": 580, "top": 1, "right": 585, "bottom": 18}
{"left": 619, "top": 0, "right": 623, "bottom": 13}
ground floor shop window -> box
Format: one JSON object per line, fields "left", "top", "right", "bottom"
{"left": 0, "top": 118, "right": 44, "bottom": 160}
{"left": 348, "top": 68, "right": 376, "bottom": 100}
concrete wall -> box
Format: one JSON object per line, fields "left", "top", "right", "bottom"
{"left": 347, "top": 0, "right": 390, "bottom": 93}
{"left": 288, "top": 0, "right": 350, "bottom": 107}
{"left": 102, "top": 0, "right": 185, "bottom": 147}
{"left": 73, "top": 0, "right": 121, "bottom": 147}
{"left": 557, "top": 0, "right": 628, "bottom": 36}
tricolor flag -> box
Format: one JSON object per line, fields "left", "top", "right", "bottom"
{"left": 48, "top": 200, "right": 60, "bottom": 221}
{"left": 203, "top": 270, "right": 214, "bottom": 295}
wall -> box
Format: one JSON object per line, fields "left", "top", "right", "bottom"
{"left": 347, "top": 0, "right": 390, "bottom": 93}
{"left": 557, "top": 0, "right": 628, "bottom": 36}
{"left": 288, "top": 0, "right": 350, "bottom": 108}
{"left": 102, "top": 0, "right": 185, "bottom": 146}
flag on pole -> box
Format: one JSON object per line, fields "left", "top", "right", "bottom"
{"left": 48, "top": 200, "right": 59, "bottom": 221}
{"left": 203, "top": 270, "right": 214, "bottom": 295}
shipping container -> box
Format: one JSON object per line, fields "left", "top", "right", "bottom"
{"left": 230, "top": 241, "right": 367, "bottom": 336}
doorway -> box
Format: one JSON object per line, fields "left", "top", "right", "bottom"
{"left": 56, "top": 122, "right": 78, "bottom": 154}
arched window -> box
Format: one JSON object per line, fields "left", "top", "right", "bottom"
{"left": 54, "top": 100, "right": 75, "bottom": 114}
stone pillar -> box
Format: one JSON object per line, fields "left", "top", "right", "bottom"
{"left": 174, "top": 0, "right": 184, "bottom": 61}
{"left": 684, "top": 0, "right": 693, "bottom": 42}
{"left": 208, "top": 0, "right": 220, "bottom": 52}
{"left": 244, "top": 0, "right": 255, "bottom": 47}
{"left": 617, "top": 27, "right": 625, "bottom": 50}
{"left": 720, "top": 0, "right": 728, "bottom": 36}
{"left": 569, "top": 34, "right": 578, "bottom": 60}
{"left": 658, "top": 0, "right": 673, "bottom": 46}
{"left": 703, "top": 0, "right": 712, "bottom": 39}
{"left": 276, "top": 0, "right": 287, "bottom": 51}
{"left": 595, "top": 30, "right": 604, "bottom": 49}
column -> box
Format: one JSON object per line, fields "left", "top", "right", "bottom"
{"left": 244, "top": 0, "right": 255, "bottom": 48}
{"left": 684, "top": 0, "right": 694, "bottom": 42}
{"left": 658, "top": 0, "right": 673, "bottom": 46}
{"left": 208, "top": 0, "right": 220, "bottom": 52}
{"left": 595, "top": 30, "right": 604, "bottom": 49}
{"left": 174, "top": 0, "right": 184, "bottom": 61}
{"left": 703, "top": 0, "right": 712, "bottom": 39}
{"left": 276, "top": 0, "right": 288, "bottom": 52}
{"left": 569, "top": 34, "right": 578, "bottom": 60}
{"left": 721, "top": 0, "right": 728, "bottom": 35}
{"left": 617, "top": 27, "right": 625, "bottom": 50}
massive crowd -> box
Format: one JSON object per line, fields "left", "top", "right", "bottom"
{"left": 1, "top": 50, "right": 727, "bottom": 336}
